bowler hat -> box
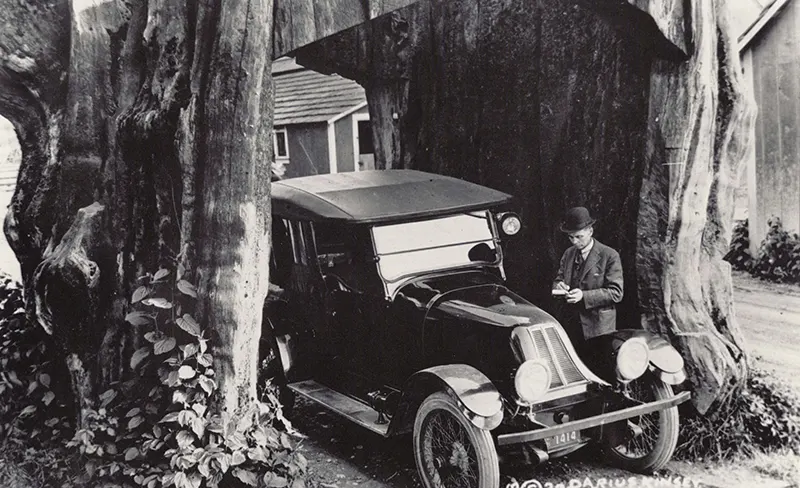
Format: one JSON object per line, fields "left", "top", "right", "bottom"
{"left": 560, "top": 207, "right": 596, "bottom": 233}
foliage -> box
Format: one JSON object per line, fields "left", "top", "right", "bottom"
{"left": 0, "top": 272, "right": 77, "bottom": 483}
{"left": 67, "top": 264, "right": 306, "bottom": 488}
{"left": 723, "top": 219, "right": 752, "bottom": 271}
{"left": 675, "top": 367, "right": 800, "bottom": 461}
{"left": 748, "top": 217, "right": 800, "bottom": 283}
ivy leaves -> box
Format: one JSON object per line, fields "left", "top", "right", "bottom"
{"left": 0, "top": 275, "right": 73, "bottom": 471}
{"left": 71, "top": 264, "right": 308, "bottom": 487}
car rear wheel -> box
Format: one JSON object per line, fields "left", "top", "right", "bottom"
{"left": 413, "top": 392, "right": 499, "bottom": 488}
{"left": 603, "top": 375, "right": 679, "bottom": 473}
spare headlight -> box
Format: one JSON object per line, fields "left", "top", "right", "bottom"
{"left": 514, "top": 359, "right": 551, "bottom": 403}
{"left": 649, "top": 343, "right": 684, "bottom": 373}
{"left": 616, "top": 338, "right": 649, "bottom": 381}
{"left": 497, "top": 212, "right": 522, "bottom": 236}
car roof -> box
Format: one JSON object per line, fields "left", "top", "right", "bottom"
{"left": 272, "top": 170, "right": 513, "bottom": 224}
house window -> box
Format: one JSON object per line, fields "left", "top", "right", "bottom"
{"left": 273, "top": 128, "right": 289, "bottom": 158}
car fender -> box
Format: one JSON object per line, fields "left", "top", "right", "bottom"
{"left": 387, "top": 364, "right": 503, "bottom": 436}
{"left": 583, "top": 329, "right": 686, "bottom": 385}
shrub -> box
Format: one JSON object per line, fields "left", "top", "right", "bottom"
{"left": 749, "top": 217, "right": 800, "bottom": 283}
{"left": 67, "top": 265, "right": 306, "bottom": 488}
{"left": 0, "top": 272, "right": 77, "bottom": 482}
{"left": 724, "top": 219, "right": 752, "bottom": 271}
{"left": 675, "top": 367, "right": 800, "bottom": 461}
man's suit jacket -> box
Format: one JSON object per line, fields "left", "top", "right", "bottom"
{"left": 554, "top": 239, "right": 624, "bottom": 339}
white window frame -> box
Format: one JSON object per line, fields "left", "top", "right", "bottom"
{"left": 273, "top": 127, "right": 289, "bottom": 159}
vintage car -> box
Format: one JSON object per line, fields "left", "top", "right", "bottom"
{"left": 262, "top": 170, "right": 690, "bottom": 488}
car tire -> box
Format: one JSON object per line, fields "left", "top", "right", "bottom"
{"left": 602, "top": 375, "right": 679, "bottom": 473}
{"left": 413, "top": 392, "right": 499, "bottom": 488}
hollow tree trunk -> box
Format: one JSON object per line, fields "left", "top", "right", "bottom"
{"left": 0, "top": 0, "right": 273, "bottom": 426}
{"left": 638, "top": 0, "right": 755, "bottom": 413}
{"left": 297, "top": 0, "right": 755, "bottom": 413}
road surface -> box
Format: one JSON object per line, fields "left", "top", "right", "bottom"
{"left": 733, "top": 271, "right": 800, "bottom": 391}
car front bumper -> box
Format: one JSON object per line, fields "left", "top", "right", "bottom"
{"left": 496, "top": 390, "right": 690, "bottom": 446}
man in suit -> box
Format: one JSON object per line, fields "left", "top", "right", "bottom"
{"left": 552, "top": 207, "right": 624, "bottom": 346}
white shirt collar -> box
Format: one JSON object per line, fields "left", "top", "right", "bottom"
{"left": 580, "top": 239, "right": 595, "bottom": 260}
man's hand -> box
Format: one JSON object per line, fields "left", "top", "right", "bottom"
{"left": 554, "top": 281, "right": 570, "bottom": 291}
{"left": 566, "top": 288, "right": 583, "bottom": 304}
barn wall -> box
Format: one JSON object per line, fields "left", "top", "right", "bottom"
{"left": 750, "top": 0, "right": 800, "bottom": 244}
{"left": 285, "top": 123, "right": 329, "bottom": 177}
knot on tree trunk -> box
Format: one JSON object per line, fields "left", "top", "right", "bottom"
{"left": 32, "top": 202, "right": 106, "bottom": 352}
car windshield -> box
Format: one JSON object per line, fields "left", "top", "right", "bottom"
{"left": 372, "top": 211, "right": 497, "bottom": 282}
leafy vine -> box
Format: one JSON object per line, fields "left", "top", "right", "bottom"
{"left": 68, "top": 265, "right": 306, "bottom": 488}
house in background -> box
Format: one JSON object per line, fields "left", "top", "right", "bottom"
{"left": 272, "top": 57, "right": 374, "bottom": 179}
{"left": 733, "top": 0, "right": 800, "bottom": 254}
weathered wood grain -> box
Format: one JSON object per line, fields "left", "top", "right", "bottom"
{"left": 272, "top": 0, "right": 422, "bottom": 58}
{"left": 0, "top": 0, "right": 276, "bottom": 426}
{"left": 640, "top": 0, "right": 755, "bottom": 413}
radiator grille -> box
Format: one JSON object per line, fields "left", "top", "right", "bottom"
{"left": 527, "top": 325, "right": 585, "bottom": 387}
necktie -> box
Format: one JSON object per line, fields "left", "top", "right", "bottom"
{"left": 570, "top": 251, "right": 583, "bottom": 289}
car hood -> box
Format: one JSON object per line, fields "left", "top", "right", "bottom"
{"left": 396, "top": 272, "right": 559, "bottom": 328}
{"left": 430, "top": 285, "right": 559, "bottom": 328}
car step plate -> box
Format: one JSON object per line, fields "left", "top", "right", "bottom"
{"left": 288, "top": 380, "right": 389, "bottom": 436}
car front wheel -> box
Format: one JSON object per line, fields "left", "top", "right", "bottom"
{"left": 603, "top": 375, "right": 680, "bottom": 473}
{"left": 413, "top": 392, "right": 499, "bottom": 488}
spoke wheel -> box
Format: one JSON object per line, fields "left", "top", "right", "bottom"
{"left": 603, "top": 375, "right": 679, "bottom": 473}
{"left": 413, "top": 392, "right": 499, "bottom": 488}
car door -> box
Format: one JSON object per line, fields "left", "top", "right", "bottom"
{"left": 264, "top": 219, "right": 331, "bottom": 381}
{"left": 312, "top": 222, "right": 386, "bottom": 395}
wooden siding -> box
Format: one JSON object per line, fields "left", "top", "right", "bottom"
{"left": 285, "top": 123, "right": 330, "bottom": 178}
{"left": 750, "top": 0, "right": 800, "bottom": 243}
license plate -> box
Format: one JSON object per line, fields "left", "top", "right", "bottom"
{"left": 545, "top": 431, "right": 580, "bottom": 450}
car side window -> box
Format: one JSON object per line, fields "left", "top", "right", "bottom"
{"left": 313, "top": 223, "right": 353, "bottom": 267}
{"left": 270, "top": 218, "right": 292, "bottom": 287}
{"left": 312, "top": 223, "right": 378, "bottom": 293}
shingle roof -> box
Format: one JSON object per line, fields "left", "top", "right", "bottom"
{"left": 272, "top": 59, "right": 366, "bottom": 126}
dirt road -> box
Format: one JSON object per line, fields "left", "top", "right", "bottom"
{"left": 733, "top": 272, "right": 800, "bottom": 391}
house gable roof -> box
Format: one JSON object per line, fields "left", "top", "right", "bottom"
{"left": 735, "top": 0, "right": 792, "bottom": 51}
{"left": 272, "top": 170, "right": 513, "bottom": 223}
{"left": 272, "top": 58, "right": 366, "bottom": 126}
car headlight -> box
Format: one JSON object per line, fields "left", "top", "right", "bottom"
{"left": 514, "top": 359, "right": 551, "bottom": 403}
{"left": 648, "top": 342, "right": 684, "bottom": 373}
{"left": 616, "top": 338, "right": 649, "bottom": 381}
{"left": 497, "top": 212, "right": 522, "bottom": 236}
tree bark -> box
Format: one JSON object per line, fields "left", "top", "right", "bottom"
{"left": 0, "top": 0, "right": 274, "bottom": 426}
{"left": 297, "top": 0, "right": 755, "bottom": 413}
{"left": 638, "top": 0, "right": 755, "bottom": 413}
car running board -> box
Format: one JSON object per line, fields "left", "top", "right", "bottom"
{"left": 288, "top": 380, "right": 390, "bottom": 436}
